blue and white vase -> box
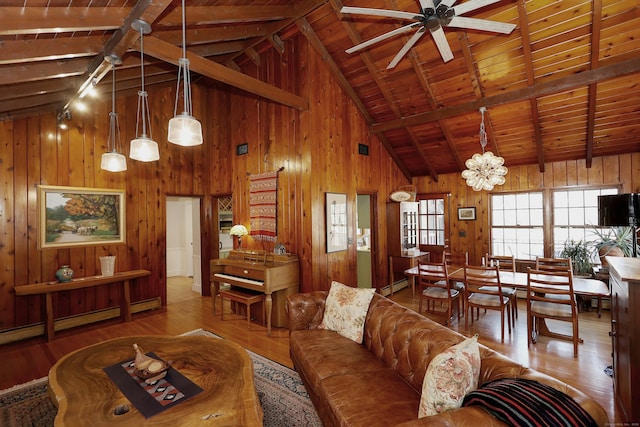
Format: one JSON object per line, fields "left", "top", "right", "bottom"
{"left": 55, "top": 265, "right": 74, "bottom": 282}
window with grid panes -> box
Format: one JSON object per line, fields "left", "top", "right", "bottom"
{"left": 418, "top": 198, "right": 445, "bottom": 245}
{"left": 552, "top": 187, "right": 619, "bottom": 260}
{"left": 490, "top": 192, "right": 544, "bottom": 260}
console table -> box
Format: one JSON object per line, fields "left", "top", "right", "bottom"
{"left": 15, "top": 270, "right": 151, "bottom": 341}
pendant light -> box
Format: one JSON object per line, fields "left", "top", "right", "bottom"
{"left": 461, "top": 107, "right": 508, "bottom": 191}
{"left": 129, "top": 19, "right": 160, "bottom": 162}
{"left": 167, "top": 0, "right": 203, "bottom": 146}
{"left": 100, "top": 54, "right": 127, "bottom": 172}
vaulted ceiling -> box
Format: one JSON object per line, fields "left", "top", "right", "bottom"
{"left": 2, "top": 0, "right": 640, "bottom": 180}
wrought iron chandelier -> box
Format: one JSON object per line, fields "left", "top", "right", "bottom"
{"left": 461, "top": 107, "right": 507, "bottom": 191}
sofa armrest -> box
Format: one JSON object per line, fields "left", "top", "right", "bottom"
{"left": 285, "top": 291, "right": 328, "bottom": 331}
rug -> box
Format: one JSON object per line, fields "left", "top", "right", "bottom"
{"left": 249, "top": 171, "right": 278, "bottom": 242}
{"left": 0, "top": 329, "right": 321, "bottom": 427}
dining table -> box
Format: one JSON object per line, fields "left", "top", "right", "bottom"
{"left": 404, "top": 265, "right": 611, "bottom": 345}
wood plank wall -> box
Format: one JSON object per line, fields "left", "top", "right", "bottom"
{"left": 0, "top": 32, "right": 409, "bottom": 332}
{"left": 2, "top": 28, "right": 639, "bottom": 334}
{"left": 414, "top": 154, "right": 640, "bottom": 266}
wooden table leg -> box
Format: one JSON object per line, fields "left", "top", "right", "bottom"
{"left": 265, "top": 293, "right": 272, "bottom": 336}
{"left": 121, "top": 279, "right": 132, "bottom": 322}
{"left": 45, "top": 292, "right": 54, "bottom": 342}
{"left": 210, "top": 281, "right": 219, "bottom": 315}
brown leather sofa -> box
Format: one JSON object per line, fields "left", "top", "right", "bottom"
{"left": 286, "top": 291, "right": 608, "bottom": 427}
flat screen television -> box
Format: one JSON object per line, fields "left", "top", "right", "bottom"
{"left": 597, "top": 193, "right": 640, "bottom": 227}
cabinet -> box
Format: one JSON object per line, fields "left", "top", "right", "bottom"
{"left": 607, "top": 256, "right": 640, "bottom": 423}
{"left": 387, "top": 202, "right": 428, "bottom": 291}
{"left": 386, "top": 202, "right": 419, "bottom": 256}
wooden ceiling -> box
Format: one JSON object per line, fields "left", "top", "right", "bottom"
{"left": 2, "top": 0, "right": 640, "bottom": 180}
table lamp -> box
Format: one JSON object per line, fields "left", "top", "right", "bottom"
{"left": 229, "top": 224, "right": 248, "bottom": 248}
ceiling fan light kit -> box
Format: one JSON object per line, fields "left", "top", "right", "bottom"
{"left": 341, "top": 0, "right": 516, "bottom": 68}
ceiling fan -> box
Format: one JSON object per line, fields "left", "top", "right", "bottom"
{"left": 341, "top": 0, "right": 516, "bottom": 69}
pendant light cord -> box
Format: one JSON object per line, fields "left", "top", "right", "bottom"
{"left": 181, "top": 0, "right": 190, "bottom": 115}
{"left": 139, "top": 26, "right": 148, "bottom": 137}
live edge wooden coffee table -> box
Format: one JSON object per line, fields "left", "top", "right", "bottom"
{"left": 48, "top": 335, "right": 263, "bottom": 426}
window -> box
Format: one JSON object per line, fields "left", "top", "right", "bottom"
{"left": 418, "top": 197, "right": 445, "bottom": 246}
{"left": 491, "top": 192, "right": 544, "bottom": 260}
{"left": 552, "top": 187, "right": 618, "bottom": 258}
{"left": 490, "top": 187, "right": 619, "bottom": 262}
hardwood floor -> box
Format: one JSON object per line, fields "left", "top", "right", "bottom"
{"left": 0, "top": 278, "right": 620, "bottom": 424}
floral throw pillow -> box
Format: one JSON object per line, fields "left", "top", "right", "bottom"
{"left": 418, "top": 334, "right": 481, "bottom": 417}
{"left": 319, "top": 281, "right": 375, "bottom": 343}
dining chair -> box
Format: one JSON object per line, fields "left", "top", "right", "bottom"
{"left": 486, "top": 254, "right": 518, "bottom": 325}
{"left": 442, "top": 251, "right": 468, "bottom": 313}
{"left": 535, "top": 257, "right": 573, "bottom": 273}
{"left": 464, "top": 265, "right": 512, "bottom": 342}
{"left": 417, "top": 261, "right": 460, "bottom": 326}
{"left": 526, "top": 268, "right": 580, "bottom": 357}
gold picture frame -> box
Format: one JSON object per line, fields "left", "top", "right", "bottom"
{"left": 38, "top": 185, "right": 126, "bottom": 249}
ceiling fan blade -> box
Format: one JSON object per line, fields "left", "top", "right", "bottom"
{"left": 453, "top": 0, "right": 501, "bottom": 16}
{"left": 430, "top": 26, "right": 454, "bottom": 62}
{"left": 346, "top": 23, "right": 420, "bottom": 54}
{"left": 418, "top": 0, "right": 436, "bottom": 12}
{"left": 447, "top": 16, "right": 516, "bottom": 34}
{"left": 340, "top": 6, "right": 420, "bottom": 21}
{"left": 439, "top": 0, "right": 458, "bottom": 8}
{"left": 387, "top": 28, "right": 426, "bottom": 69}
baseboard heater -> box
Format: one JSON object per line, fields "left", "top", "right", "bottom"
{"left": 0, "top": 297, "right": 161, "bottom": 345}
{"left": 381, "top": 279, "right": 408, "bottom": 297}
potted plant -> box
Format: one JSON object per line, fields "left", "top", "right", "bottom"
{"left": 589, "top": 226, "right": 636, "bottom": 266}
{"left": 558, "top": 239, "right": 593, "bottom": 276}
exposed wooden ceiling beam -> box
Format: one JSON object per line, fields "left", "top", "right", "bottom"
{"left": 0, "top": 58, "right": 92, "bottom": 85}
{"left": 586, "top": 0, "right": 603, "bottom": 169}
{"left": 371, "top": 57, "right": 640, "bottom": 134}
{"left": 158, "top": 6, "right": 298, "bottom": 25}
{"left": 0, "top": 7, "right": 127, "bottom": 35}
{"left": 59, "top": 0, "right": 175, "bottom": 115}
{"left": 0, "top": 36, "right": 110, "bottom": 65}
{"left": 141, "top": 36, "right": 308, "bottom": 111}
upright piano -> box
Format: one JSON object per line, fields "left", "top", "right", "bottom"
{"left": 210, "top": 249, "right": 299, "bottom": 334}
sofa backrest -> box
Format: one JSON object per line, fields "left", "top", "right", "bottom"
{"left": 363, "top": 293, "right": 467, "bottom": 393}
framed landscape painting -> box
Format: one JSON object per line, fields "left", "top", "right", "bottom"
{"left": 38, "top": 185, "right": 126, "bottom": 249}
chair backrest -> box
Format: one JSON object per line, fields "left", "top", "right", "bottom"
{"left": 486, "top": 254, "right": 516, "bottom": 272}
{"left": 417, "top": 261, "right": 449, "bottom": 289}
{"left": 442, "top": 251, "right": 469, "bottom": 267}
{"left": 526, "top": 268, "right": 576, "bottom": 307}
{"left": 464, "top": 265, "right": 503, "bottom": 296}
{"left": 535, "top": 257, "right": 573, "bottom": 273}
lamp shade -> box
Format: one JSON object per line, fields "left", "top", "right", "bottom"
{"left": 130, "top": 137, "right": 160, "bottom": 162}
{"left": 100, "top": 152, "right": 127, "bottom": 172}
{"left": 229, "top": 224, "right": 248, "bottom": 237}
{"left": 168, "top": 113, "right": 203, "bottom": 146}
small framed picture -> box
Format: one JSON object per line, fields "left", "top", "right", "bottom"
{"left": 457, "top": 207, "right": 476, "bottom": 221}
{"left": 326, "top": 192, "right": 348, "bottom": 253}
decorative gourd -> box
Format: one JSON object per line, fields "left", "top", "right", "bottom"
{"left": 133, "top": 343, "right": 171, "bottom": 381}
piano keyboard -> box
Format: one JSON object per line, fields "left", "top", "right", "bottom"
{"left": 213, "top": 273, "right": 264, "bottom": 287}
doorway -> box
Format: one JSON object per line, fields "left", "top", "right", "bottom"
{"left": 166, "top": 196, "right": 202, "bottom": 303}
{"left": 356, "top": 193, "right": 376, "bottom": 288}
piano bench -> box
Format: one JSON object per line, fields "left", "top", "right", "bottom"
{"left": 218, "top": 288, "right": 265, "bottom": 330}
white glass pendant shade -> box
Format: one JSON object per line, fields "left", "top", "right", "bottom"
{"left": 169, "top": 1, "right": 203, "bottom": 147}
{"left": 101, "top": 152, "right": 127, "bottom": 172}
{"left": 168, "top": 113, "right": 203, "bottom": 146}
{"left": 130, "top": 137, "right": 160, "bottom": 162}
